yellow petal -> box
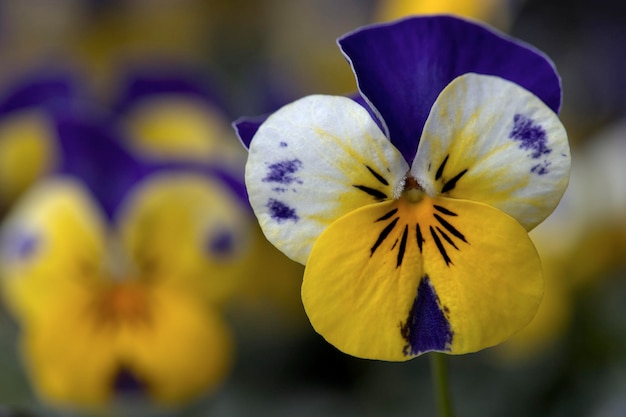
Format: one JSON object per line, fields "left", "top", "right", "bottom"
{"left": 116, "top": 173, "right": 253, "bottom": 304}
{"left": 117, "top": 283, "right": 232, "bottom": 405}
{"left": 302, "top": 194, "right": 542, "bottom": 361}
{"left": 0, "top": 178, "right": 108, "bottom": 322}
{"left": 20, "top": 292, "right": 119, "bottom": 408}
{"left": 0, "top": 110, "right": 58, "bottom": 207}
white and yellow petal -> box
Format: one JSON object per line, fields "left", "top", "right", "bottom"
{"left": 411, "top": 73, "right": 570, "bottom": 231}
{"left": 246, "top": 95, "right": 408, "bottom": 264}
{"left": 116, "top": 172, "right": 253, "bottom": 304}
{"left": 0, "top": 178, "right": 109, "bottom": 322}
{"left": 301, "top": 194, "right": 543, "bottom": 361}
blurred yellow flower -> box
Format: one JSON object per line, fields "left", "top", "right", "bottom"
{"left": 0, "top": 175, "right": 251, "bottom": 409}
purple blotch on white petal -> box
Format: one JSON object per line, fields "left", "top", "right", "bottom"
{"left": 267, "top": 198, "right": 299, "bottom": 223}
{"left": 531, "top": 160, "right": 552, "bottom": 176}
{"left": 263, "top": 159, "right": 303, "bottom": 185}
{"left": 509, "top": 114, "right": 552, "bottom": 159}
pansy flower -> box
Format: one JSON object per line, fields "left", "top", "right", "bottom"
{"left": 0, "top": 102, "right": 252, "bottom": 408}
{"left": 235, "top": 16, "right": 570, "bottom": 361}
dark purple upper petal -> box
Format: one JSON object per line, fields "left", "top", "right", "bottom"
{"left": 0, "top": 72, "right": 77, "bottom": 115}
{"left": 112, "top": 67, "right": 231, "bottom": 119}
{"left": 50, "top": 100, "right": 150, "bottom": 219}
{"left": 339, "top": 15, "right": 562, "bottom": 164}
{"left": 232, "top": 115, "right": 269, "bottom": 149}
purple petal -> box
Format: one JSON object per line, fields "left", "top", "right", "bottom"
{"left": 0, "top": 71, "right": 77, "bottom": 115}
{"left": 233, "top": 115, "right": 268, "bottom": 149}
{"left": 113, "top": 68, "right": 230, "bottom": 119}
{"left": 50, "top": 101, "right": 150, "bottom": 219}
{"left": 339, "top": 15, "right": 562, "bottom": 164}
{"left": 149, "top": 161, "right": 250, "bottom": 210}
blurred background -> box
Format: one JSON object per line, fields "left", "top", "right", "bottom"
{"left": 0, "top": 0, "right": 624, "bottom": 416}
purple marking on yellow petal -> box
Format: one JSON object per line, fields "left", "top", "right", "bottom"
{"left": 267, "top": 198, "right": 299, "bottom": 223}
{"left": 509, "top": 114, "right": 551, "bottom": 159}
{"left": 113, "top": 366, "right": 145, "bottom": 396}
{"left": 263, "top": 159, "right": 303, "bottom": 185}
{"left": 400, "top": 275, "right": 453, "bottom": 356}
{"left": 206, "top": 229, "right": 235, "bottom": 257}
{"left": 2, "top": 230, "right": 39, "bottom": 261}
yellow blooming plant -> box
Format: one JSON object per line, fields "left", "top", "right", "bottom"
{"left": 0, "top": 102, "right": 253, "bottom": 411}
{"left": 235, "top": 16, "right": 570, "bottom": 361}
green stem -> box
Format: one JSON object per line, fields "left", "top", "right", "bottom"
{"left": 430, "top": 353, "right": 455, "bottom": 417}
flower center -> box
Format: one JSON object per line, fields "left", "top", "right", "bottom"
{"left": 402, "top": 176, "right": 426, "bottom": 204}
{"left": 92, "top": 282, "right": 151, "bottom": 327}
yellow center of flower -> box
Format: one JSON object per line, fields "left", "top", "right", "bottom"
{"left": 401, "top": 176, "right": 426, "bottom": 204}
{"left": 92, "top": 282, "right": 151, "bottom": 327}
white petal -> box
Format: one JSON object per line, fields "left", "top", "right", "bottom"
{"left": 411, "top": 73, "right": 570, "bottom": 230}
{"left": 246, "top": 95, "right": 408, "bottom": 264}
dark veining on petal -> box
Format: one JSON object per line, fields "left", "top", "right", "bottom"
{"left": 434, "top": 214, "right": 467, "bottom": 243}
{"left": 267, "top": 198, "right": 299, "bottom": 223}
{"left": 353, "top": 185, "right": 387, "bottom": 200}
{"left": 433, "top": 205, "right": 458, "bottom": 216}
{"left": 430, "top": 226, "right": 452, "bottom": 266}
{"left": 396, "top": 225, "right": 409, "bottom": 268}
{"left": 509, "top": 114, "right": 552, "bottom": 159}
{"left": 370, "top": 217, "right": 399, "bottom": 256}
{"left": 366, "top": 165, "right": 389, "bottom": 186}
{"left": 376, "top": 208, "right": 398, "bottom": 222}
{"left": 400, "top": 275, "right": 453, "bottom": 356}
{"left": 436, "top": 227, "right": 459, "bottom": 250}
{"left": 435, "top": 155, "right": 449, "bottom": 181}
{"left": 415, "top": 223, "right": 424, "bottom": 253}
{"left": 531, "top": 160, "right": 551, "bottom": 175}
{"left": 263, "top": 159, "right": 303, "bottom": 185}
{"left": 441, "top": 169, "right": 468, "bottom": 194}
